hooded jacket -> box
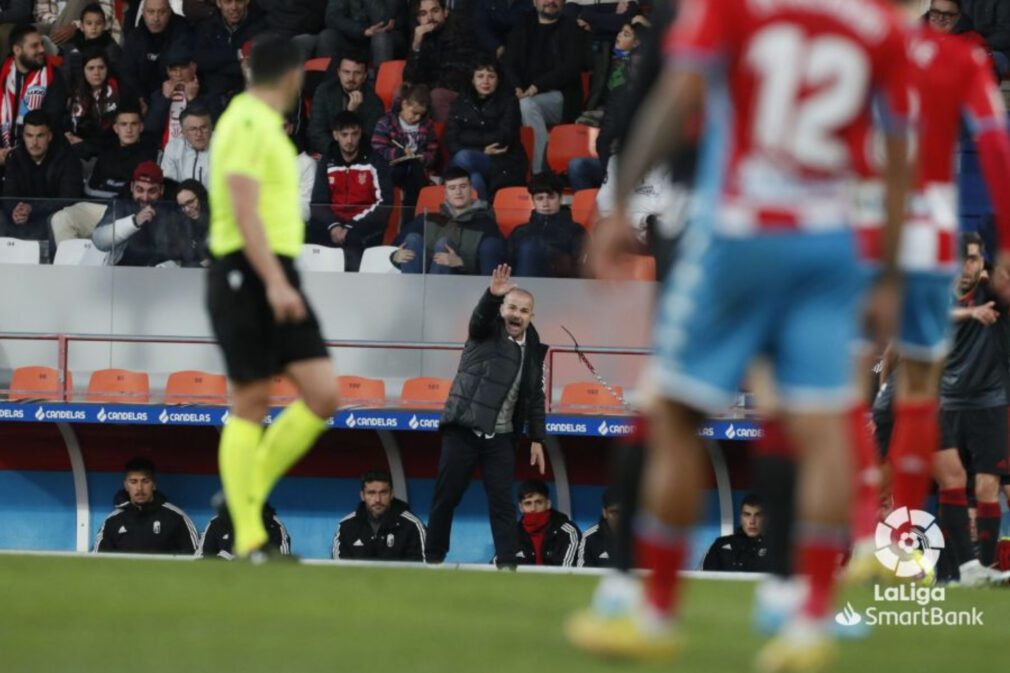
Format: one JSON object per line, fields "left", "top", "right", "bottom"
{"left": 444, "top": 86, "right": 527, "bottom": 192}
{"left": 332, "top": 498, "right": 427, "bottom": 562}
{"left": 392, "top": 200, "right": 501, "bottom": 274}
{"left": 441, "top": 289, "right": 548, "bottom": 440}
{"left": 160, "top": 136, "right": 210, "bottom": 187}
{"left": 198, "top": 503, "right": 291, "bottom": 559}
{"left": 95, "top": 489, "right": 199, "bottom": 554}
{"left": 701, "top": 528, "right": 769, "bottom": 572}
{"left": 507, "top": 208, "right": 586, "bottom": 278}
{"left": 309, "top": 143, "right": 392, "bottom": 250}
{"left": 576, "top": 516, "right": 616, "bottom": 567}
{"left": 515, "top": 508, "right": 580, "bottom": 566}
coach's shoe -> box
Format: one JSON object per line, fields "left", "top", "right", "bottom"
{"left": 566, "top": 602, "right": 682, "bottom": 663}
{"left": 756, "top": 618, "right": 837, "bottom": 673}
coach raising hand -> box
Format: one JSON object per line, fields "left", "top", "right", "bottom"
{"left": 425, "top": 265, "right": 549, "bottom": 567}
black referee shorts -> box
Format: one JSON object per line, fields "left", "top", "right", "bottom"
{"left": 939, "top": 406, "right": 1010, "bottom": 477}
{"left": 207, "top": 252, "right": 328, "bottom": 383}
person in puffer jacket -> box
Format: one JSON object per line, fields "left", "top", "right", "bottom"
{"left": 507, "top": 172, "right": 585, "bottom": 278}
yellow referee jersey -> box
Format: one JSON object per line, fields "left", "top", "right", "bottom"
{"left": 209, "top": 93, "right": 303, "bottom": 259}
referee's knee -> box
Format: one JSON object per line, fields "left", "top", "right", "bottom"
{"left": 303, "top": 379, "right": 340, "bottom": 419}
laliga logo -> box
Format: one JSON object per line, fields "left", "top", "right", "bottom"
{"left": 409, "top": 415, "right": 419, "bottom": 430}
{"left": 875, "top": 507, "right": 945, "bottom": 578}
{"left": 346, "top": 413, "right": 357, "bottom": 429}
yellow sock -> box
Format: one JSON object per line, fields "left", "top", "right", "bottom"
{"left": 219, "top": 416, "right": 268, "bottom": 556}
{"left": 253, "top": 400, "right": 328, "bottom": 504}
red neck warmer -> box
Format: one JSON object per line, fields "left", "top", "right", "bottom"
{"left": 522, "top": 510, "right": 551, "bottom": 564}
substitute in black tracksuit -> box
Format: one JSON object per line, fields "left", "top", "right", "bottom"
{"left": 426, "top": 268, "right": 549, "bottom": 566}
{"left": 333, "top": 498, "right": 427, "bottom": 562}
{"left": 199, "top": 502, "right": 291, "bottom": 559}
{"left": 513, "top": 480, "right": 580, "bottom": 566}
{"left": 95, "top": 487, "right": 198, "bottom": 555}
{"left": 701, "top": 529, "right": 769, "bottom": 573}
{"left": 577, "top": 487, "right": 620, "bottom": 568}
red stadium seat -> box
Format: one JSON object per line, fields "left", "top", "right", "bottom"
{"left": 8, "top": 366, "right": 72, "bottom": 402}
{"left": 545, "top": 124, "right": 598, "bottom": 175}
{"left": 338, "top": 375, "right": 387, "bottom": 408}
{"left": 376, "top": 60, "right": 406, "bottom": 111}
{"left": 165, "top": 371, "right": 228, "bottom": 405}
{"left": 571, "top": 188, "right": 598, "bottom": 230}
{"left": 520, "top": 126, "right": 535, "bottom": 180}
{"left": 400, "top": 377, "right": 451, "bottom": 409}
{"left": 557, "top": 382, "right": 625, "bottom": 414}
{"left": 86, "top": 369, "right": 149, "bottom": 404}
{"left": 269, "top": 375, "right": 299, "bottom": 406}
{"left": 493, "top": 187, "right": 535, "bottom": 237}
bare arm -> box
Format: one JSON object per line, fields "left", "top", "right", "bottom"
{"left": 879, "top": 133, "right": 909, "bottom": 279}
{"left": 227, "top": 175, "right": 306, "bottom": 323}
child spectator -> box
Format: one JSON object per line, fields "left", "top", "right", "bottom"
{"left": 508, "top": 171, "right": 585, "bottom": 278}
{"left": 370, "top": 83, "right": 439, "bottom": 217}
{"left": 577, "top": 21, "right": 642, "bottom": 127}
{"left": 62, "top": 3, "right": 123, "bottom": 74}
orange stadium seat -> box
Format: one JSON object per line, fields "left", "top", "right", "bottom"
{"left": 414, "top": 184, "right": 478, "bottom": 216}
{"left": 86, "top": 369, "right": 150, "bottom": 404}
{"left": 304, "top": 57, "right": 331, "bottom": 73}
{"left": 571, "top": 188, "right": 598, "bottom": 230}
{"left": 165, "top": 371, "right": 228, "bottom": 405}
{"left": 626, "top": 255, "right": 657, "bottom": 282}
{"left": 557, "top": 382, "right": 625, "bottom": 414}
{"left": 493, "top": 187, "right": 535, "bottom": 237}
{"left": 338, "top": 375, "right": 387, "bottom": 408}
{"left": 376, "top": 59, "right": 406, "bottom": 111}
{"left": 545, "top": 124, "right": 598, "bottom": 175}
{"left": 400, "top": 377, "right": 451, "bottom": 409}
{"left": 8, "top": 366, "right": 72, "bottom": 402}
{"left": 520, "top": 126, "right": 535, "bottom": 179}
{"left": 269, "top": 375, "right": 299, "bottom": 405}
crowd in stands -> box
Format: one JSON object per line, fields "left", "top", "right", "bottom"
{"left": 0, "top": 0, "right": 1006, "bottom": 275}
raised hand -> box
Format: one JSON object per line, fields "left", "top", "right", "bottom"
{"left": 490, "top": 263, "right": 516, "bottom": 296}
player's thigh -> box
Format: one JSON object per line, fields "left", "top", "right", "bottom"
{"left": 775, "top": 233, "right": 861, "bottom": 411}
{"left": 933, "top": 447, "right": 968, "bottom": 489}
{"left": 651, "top": 234, "right": 775, "bottom": 414}
{"left": 939, "top": 409, "right": 962, "bottom": 454}
{"left": 898, "top": 272, "right": 953, "bottom": 363}
{"left": 961, "top": 406, "right": 1010, "bottom": 477}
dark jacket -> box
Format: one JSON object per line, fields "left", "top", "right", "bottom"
{"left": 564, "top": 0, "right": 639, "bottom": 41}
{"left": 308, "top": 79, "right": 385, "bottom": 156}
{"left": 3, "top": 141, "right": 83, "bottom": 220}
{"left": 441, "top": 289, "right": 549, "bottom": 440}
{"left": 194, "top": 9, "right": 268, "bottom": 101}
{"left": 259, "top": 0, "right": 327, "bottom": 37}
{"left": 92, "top": 198, "right": 200, "bottom": 267}
{"left": 516, "top": 509, "right": 580, "bottom": 566}
{"left": 444, "top": 86, "right": 527, "bottom": 193}
{"left": 404, "top": 12, "right": 481, "bottom": 93}
{"left": 63, "top": 32, "right": 125, "bottom": 82}
{"left": 392, "top": 200, "right": 501, "bottom": 274}
{"left": 310, "top": 143, "right": 392, "bottom": 250}
{"left": 0, "top": 0, "right": 32, "bottom": 23}
{"left": 325, "top": 0, "right": 399, "bottom": 39}
{"left": 86, "top": 138, "right": 160, "bottom": 198}
{"left": 502, "top": 14, "right": 587, "bottom": 122}
{"left": 198, "top": 503, "right": 291, "bottom": 559}
{"left": 332, "top": 498, "right": 426, "bottom": 562}
{"left": 120, "top": 13, "right": 195, "bottom": 101}
{"left": 95, "top": 490, "right": 199, "bottom": 555}
{"left": 962, "top": 0, "right": 1010, "bottom": 52}
{"left": 508, "top": 209, "right": 586, "bottom": 278}
{"left": 474, "top": 0, "right": 533, "bottom": 55}
{"left": 702, "top": 529, "right": 769, "bottom": 572}
{"left": 577, "top": 516, "right": 615, "bottom": 567}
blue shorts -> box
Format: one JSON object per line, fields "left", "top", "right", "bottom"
{"left": 652, "top": 229, "right": 862, "bottom": 414}
{"left": 898, "top": 272, "right": 953, "bottom": 361}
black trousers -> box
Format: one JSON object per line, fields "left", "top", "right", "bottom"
{"left": 425, "top": 425, "right": 519, "bottom": 564}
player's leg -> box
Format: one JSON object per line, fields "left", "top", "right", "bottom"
{"left": 935, "top": 411, "right": 975, "bottom": 575}
{"left": 220, "top": 378, "right": 271, "bottom": 556}
{"left": 252, "top": 357, "right": 339, "bottom": 506}
{"left": 965, "top": 406, "right": 1009, "bottom": 568}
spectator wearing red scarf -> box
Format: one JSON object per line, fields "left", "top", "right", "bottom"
{"left": 515, "top": 480, "right": 580, "bottom": 566}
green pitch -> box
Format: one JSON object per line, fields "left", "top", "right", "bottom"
{"left": 1, "top": 555, "right": 1006, "bottom": 672}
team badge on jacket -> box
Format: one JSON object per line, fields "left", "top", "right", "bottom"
{"left": 153, "top": 521, "right": 161, "bottom": 535}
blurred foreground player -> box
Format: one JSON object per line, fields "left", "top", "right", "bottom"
{"left": 207, "top": 37, "right": 340, "bottom": 559}
{"left": 566, "top": 0, "right": 911, "bottom": 669}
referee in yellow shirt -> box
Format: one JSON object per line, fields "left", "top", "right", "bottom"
{"left": 207, "top": 37, "right": 339, "bottom": 559}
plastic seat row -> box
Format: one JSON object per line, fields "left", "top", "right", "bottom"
{"left": 5, "top": 366, "right": 627, "bottom": 414}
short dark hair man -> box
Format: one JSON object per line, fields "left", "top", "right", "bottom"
{"left": 95, "top": 457, "right": 199, "bottom": 554}
{"left": 332, "top": 471, "right": 427, "bottom": 562}
{"left": 935, "top": 233, "right": 1010, "bottom": 584}
{"left": 508, "top": 171, "right": 586, "bottom": 278}
{"left": 702, "top": 493, "right": 768, "bottom": 572}
{"left": 86, "top": 105, "right": 159, "bottom": 199}
{"left": 391, "top": 166, "right": 506, "bottom": 275}
{"left": 425, "top": 265, "right": 549, "bottom": 566}
{"left": 404, "top": 0, "right": 480, "bottom": 122}
{"left": 514, "top": 479, "right": 580, "bottom": 566}
{"left": 0, "top": 110, "right": 83, "bottom": 242}
{"left": 0, "top": 24, "right": 68, "bottom": 153}
{"left": 577, "top": 486, "right": 619, "bottom": 568}
{"left": 309, "top": 109, "right": 392, "bottom": 271}
{"left": 308, "top": 52, "right": 384, "bottom": 156}
{"left": 199, "top": 501, "right": 292, "bottom": 559}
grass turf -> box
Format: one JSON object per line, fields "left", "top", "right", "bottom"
{"left": 0, "top": 555, "right": 1006, "bottom": 672}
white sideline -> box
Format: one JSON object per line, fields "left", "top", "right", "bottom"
{"left": 0, "top": 549, "right": 765, "bottom": 582}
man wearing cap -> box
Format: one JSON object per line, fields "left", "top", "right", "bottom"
{"left": 144, "top": 45, "right": 208, "bottom": 150}
{"left": 92, "top": 160, "right": 202, "bottom": 266}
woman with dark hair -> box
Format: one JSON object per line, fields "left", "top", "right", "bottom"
{"left": 65, "top": 49, "right": 124, "bottom": 156}
{"left": 444, "top": 58, "right": 527, "bottom": 201}
{"left": 175, "top": 178, "right": 210, "bottom": 267}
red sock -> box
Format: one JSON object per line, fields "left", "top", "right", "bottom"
{"left": 796, "top": 526, "right": 847, "bottom": 620}
{"left": 977, "top": 501, "right": 1002, "bottom": 567}
{"left": 850, "top": 404, "right": 881, "bottom": 542}
{"left": 636, "top": 514, "right": 687, "bottom": 618}
{"left": 889, "top": 401, "right": 938, "bottom": 512}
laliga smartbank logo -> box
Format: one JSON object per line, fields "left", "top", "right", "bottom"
{"left": 834, "top": 508, "right": 984, "bottom": 628}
